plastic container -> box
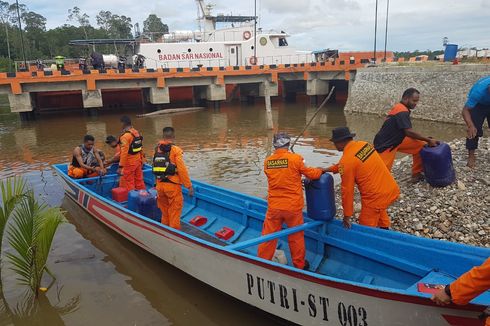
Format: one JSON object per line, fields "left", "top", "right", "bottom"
{"left": 444, "top": 44, "right": 458, "bottom": 62}
{"left": 420, "top": 142, "right": 456, "bottom": 187}
{"left": 111, "top": 187, "right": 128, "bottom": 202}
{"left": 127, "top": 190, "right": 140, "bottom": 212}
{"left": 149, "top": 188, "right": 161, "bottom": 221}
{"left": 138, "top": 191, "right": 157, "bottom": 220}
{"left": 305, "top": 173, "right": 336, "bottom": 221}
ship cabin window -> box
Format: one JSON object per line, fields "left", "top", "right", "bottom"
{"left": 279, "top": 37, "right": 288, "bottom": 47}
{"left": 231, "top": 48, "right": 235, "bottom": 54}
{"left": 188, "top": 48, "right": 192, "bottom": 52}
{"left": 209, "top": 48, "right": 213, "bottom": 52}
{"left": 157, "top": 49, "right": 161, "bottom": 53}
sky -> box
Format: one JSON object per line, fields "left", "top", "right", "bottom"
{"left": 27, "top": 0, "right": 490, "bottom": 52}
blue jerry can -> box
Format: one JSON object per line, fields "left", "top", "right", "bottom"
{"left": 305, "top": 173, "right": 336, "bottom": 221}
{"left": 138, "top": 191, "right": 157, "bottom": 220}
{"left": 420, "top": 142, "right": 456, "bottom": 187}
{"left": 127, "top": 190, "right": 140, "bottom": 212}
{"left": 149, "top": 188, "right": 161, "bottom": 222}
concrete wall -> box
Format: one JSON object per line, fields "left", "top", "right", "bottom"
{"left": 345, "top": 64, "right": 490, "bottom": 124}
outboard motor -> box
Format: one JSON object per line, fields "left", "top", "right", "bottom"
{"left": 420, "top": 142, "right": 456, "bottom": 187}
{"left": 305, "top": 173, "right": 336, "bottom": 221}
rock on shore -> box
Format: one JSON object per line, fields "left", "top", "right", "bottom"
{"left": 334, "top": 137, "right": 490, "bottom": 247}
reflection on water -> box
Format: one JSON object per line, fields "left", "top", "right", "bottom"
{"left": 0, "top": 99, "right": 465, "bottom": 325}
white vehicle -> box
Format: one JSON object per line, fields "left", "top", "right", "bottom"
{"left": 136, "top": 1, "right": 314, "bottom": 68}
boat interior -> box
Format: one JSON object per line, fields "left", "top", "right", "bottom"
{"left": 55, "top": 164, "right": 490, "bottom": 303}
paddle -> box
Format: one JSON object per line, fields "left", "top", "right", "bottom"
{"left": 290, "top": 86, "right": 336, "bottom": 153}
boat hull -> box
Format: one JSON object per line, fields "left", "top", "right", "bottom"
{"left": 56, "top": 171, "right": 486, "bottom": 326}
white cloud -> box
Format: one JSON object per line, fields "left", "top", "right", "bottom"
{"left": 27, "top": 0, "right": 489, "bottom": 51}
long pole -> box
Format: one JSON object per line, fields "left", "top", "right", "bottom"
{"left": 383, "top": 0, "right": 390, "bottom": 61}
{"left": 290, "top": 86, "right": 336, "bottom": 152}
{"left": 15, "top": 0, "right": 27, "bottom": 69}
{"left": 373, "top": 0, "right": 378, "bottom": 64}
{"left": 253, "top": 0, "right": 257, "bottom": 64}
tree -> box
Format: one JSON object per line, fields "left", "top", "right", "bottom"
{"left": 96, "top": 10, "right": 132, "bottom": 39}
{"left": 22, "top": 11, "right": 47, "bottom": 57}
{"left": 143, "top": 14, "right": 168, "bottom": 41}
{"left": 67, "top": 6, "right": 90, "bottom": 39}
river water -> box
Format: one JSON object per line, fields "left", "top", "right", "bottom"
{"left": 0, "top": 98, "right": 465, "bottom": 325}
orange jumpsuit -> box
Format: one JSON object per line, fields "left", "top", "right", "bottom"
{"left": 68, "top": 146, "right": 100, "bottom": 179}
{"left": 377, "top": 103, "right": 425, "bottom": 176}
{"left": 258, "top": 149, "right": 323, "bottom": 269}
{"left": 155, "top": 141, "right": 192, "bottom": 229}
{"left": 450, "top": 257, "right": 490, "bottom": 325}
{"left": 68, "top": 166, "right": 98, "bottom": 179}
{"left": 330, "top": 140, "right": 400, "bottom": 228}
{"left": 119, "top": 128, "right": 145, "bottom": 191}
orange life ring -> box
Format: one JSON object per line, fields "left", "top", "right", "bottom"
{"left": 243, "top": 31, "right": 252, "bottom": 40}
{"left": 249, "top": 56, "right": 257, "bottom": 65}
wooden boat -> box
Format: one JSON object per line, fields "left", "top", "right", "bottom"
{"left": 53, "top": 163, "right": 490, "bottom": 326}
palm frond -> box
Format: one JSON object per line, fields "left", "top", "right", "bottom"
{"left": 6, "top": 190, "right": 65, "bottom": 297}
{"left": 0, "top": 177, "right": 28, "bottom": 249}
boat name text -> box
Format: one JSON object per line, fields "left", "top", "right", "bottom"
{"left": 158, "top": 52, "right": 224, "bottom": 61}
{"left": 246, "top": 273, "right": 368, "bottom": 325}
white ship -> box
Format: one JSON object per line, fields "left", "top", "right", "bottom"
{"left": 136, "top": 0, "right": 322, "bottom": 68}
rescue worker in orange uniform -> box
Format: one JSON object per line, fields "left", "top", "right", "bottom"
{"left": 432, "top": 257, "right": 490, "bottom": 325}
{"left": 117, "top": 116, "right": 145, "bottom": 191}
{"left": 327, "top": 127, "right": 399, "bottom": 229}
{"left": 373, "top": 88, "right": 438, "bottom": 182}
{"left": 68, "top": 134, "right": 106, "bottom": 179}
{"left": 153, "top": 127, "right": 193, "bottom": 229}
{"left": 258, "top": 132, "right": 325, "bottom": 270}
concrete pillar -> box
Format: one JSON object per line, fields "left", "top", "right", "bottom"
{"left": 8, "top": 93, "right": 33, "bottom": 113}
{"left": 259, "top": 81, "right": 279, "bottom": 97}
{"left": 82, "top": 89, "right": 103, "bottom": 108}
{"left": 319, "top": 113, "right": 327, "bottom": 124}
{"left": 265, "top": 94, "right": 273, "bottom": 130}
{"left": 310, "top": 95, "right": 318, "bottom": 106}
{"left": 306, "top": 79, "right": 330, "bottom": 96}
{"left": 206, "top": 84, "right": 226, "bottom": 101}
{"left": 149, "top": 87, "right": 170, "bottom": 104}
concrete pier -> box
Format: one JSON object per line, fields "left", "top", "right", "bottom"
{"left": 0, "top": 62, "right": 364, "bottom": 114}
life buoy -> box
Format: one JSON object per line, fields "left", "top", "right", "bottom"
{"left": 249, "top": 56, "right": 257, "bottom": 65}
{"left": 243, "top": 31, "right": 252, "bottom": 40}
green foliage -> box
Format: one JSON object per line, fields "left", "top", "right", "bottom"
{"left": 0, "top": 177, "right": 28, "bottom": 249}
{"left": 0, "top": 1, "right": 162, "bottom": 60}
{"left": 6, "top": 190, "right": 65, "bottom": 297}
{"left": 143, "top": 14, "right": 168, "bottom": 41}
{"left": 0, "top": 177, "right": 65, "bottom": 300}
{"left": 0, "top": 56, "right": 13, "bottom": 72}
{"left": 394, "top": 49, "right": 444, "bottom": 60}
{"left": 96, "top": 10, "right": 132, "bottom": 39}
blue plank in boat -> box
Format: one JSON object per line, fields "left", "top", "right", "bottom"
{"left": 226, "top": 220, "right": 324, "bottom": 251}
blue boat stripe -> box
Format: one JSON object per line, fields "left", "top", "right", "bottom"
{"left": 83, "top": 193, "right": 90, "bottom": 207}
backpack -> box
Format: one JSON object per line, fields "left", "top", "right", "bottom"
{"left": 126, "top": 131, "right": 143, "bottom": 155}
{"left": 152, "top": 143, "right": 176, "bottom": 179}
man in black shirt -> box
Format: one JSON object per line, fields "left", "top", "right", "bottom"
{"left": 373, "top": 88, "right": 438, "bottom": 182}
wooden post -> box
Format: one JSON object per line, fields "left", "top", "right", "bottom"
{"left": 265, "top": 92, "right": 273, "bottom": 130}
